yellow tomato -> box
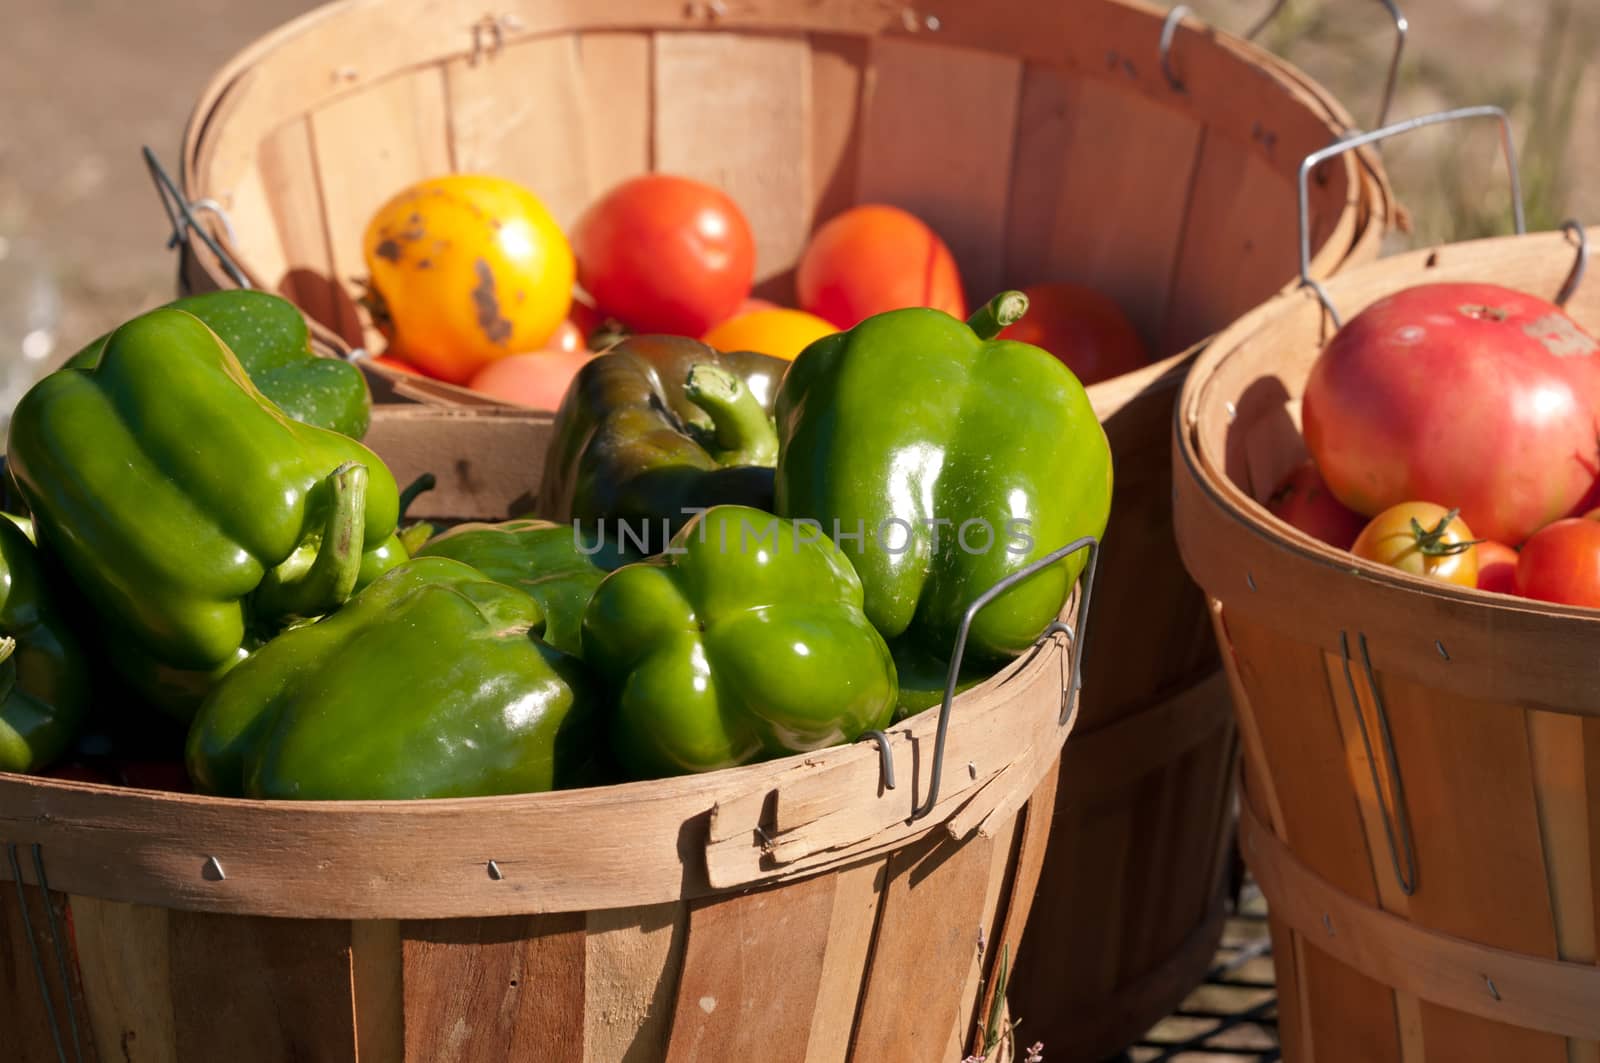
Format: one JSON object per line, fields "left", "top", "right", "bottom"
{"left": 363, "top": 174, "right": 574, "bottom": 384}
{"left": 1351, "top": 502, "right": 1480, "bottom": 587}
{"left": 702, "top": 307, "right": 836, "bottom": 362}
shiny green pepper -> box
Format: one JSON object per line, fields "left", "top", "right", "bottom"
{"left": 187, "top": 557, "right": 598, "bottom": 799}
{"left": 774, "top": 292, "right": 1112, "bottom": 662}
{"left": 582, "top": 505, "right": 898, "bottom": 779}
{"left": 538, "top": 336, "right": 786, "bottom": 554}
{"left": 0, "top": 517, "right": 91, "bottom": 772}
{"left": 67, "top": 290, "right": 371, "bottom": 439}
{"left": 416, "top": 519, "right": 629, "bottom": 657}
{"left": 9, "top": 308, "right": 405, "bottom": 675}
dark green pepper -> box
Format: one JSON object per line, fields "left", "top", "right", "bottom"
{"left": 775, "top": 292, "right": 1112, "bottom": 662}
{"left": 187, "top": 557, "right": 598, "bottom": 799}
{"left": 416, "top": 519, "right": 629, "bottom": 657}
{"left": 67, "top": 290, "right": 371, "bottom": 439}
{"left": 9, "top": 307, "right": 404, "bottom": 675}
{"left": 0, "top": 517, "right": 91, "bottom": 772}
{"left": 538, "top": 336, "right": 787, "bottom": 554}
{"left": 582, "top": 505, "right": 898, "bottom": 779}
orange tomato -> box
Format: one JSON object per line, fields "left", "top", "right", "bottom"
{"left": 363, "top": 174, "right": 574, "bottom": 384}
{"left": 468, "top": 350, "right": 593, "bottom": 411}
{"left": 1351, "top": 502, "right": 1480, "bottom": 587}
{"left": 796, "top": 205, "right": 966, "bottom": 328}
{"left": 998, "top": 282, "right": 1150, "bottom": 386}
{"left": 703, "top": 308, "right": 836, "bottom": 361}
{"left": 365, "top": 354, "right": 426, "bottom": 377}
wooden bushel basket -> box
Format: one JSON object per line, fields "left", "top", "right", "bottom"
{"left": 1174, "top": 223, "right": 1600, "bottom": 1062}
{"left": 0, "top": 405, "right": 1089, "bottom": 1063}
{"left": 172, "top": 1, "right": 1391, "bottom": 1055}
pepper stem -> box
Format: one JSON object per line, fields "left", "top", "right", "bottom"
{"left": 256, "top": 462, "right": 368, "bottom": 621}
{"left": 967, "top": 291, "right": 1029, "bottom": 340}
{"left": 0, "top": 636, "right": 16, "bottom": 668}
{"left": 398, "top": 473, "right": 436, "bottom": 520}
{"left": 683, "top": 364, "right": 779, "bottom": 467}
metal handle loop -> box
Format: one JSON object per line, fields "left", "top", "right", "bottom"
{"left": 1159, "top": 5, "right": 1192, "bottom": 92}
{"left": 6, "top": 843, "right": 84, "bottom": 1063}
{"left": 1299, "top": 105, "right": 1525, "bottom": 329}
{"left": 143, "top": 145, "right": 251, "bottom": 290}
{"left": 1338, "top": 632, "right": 1418, "bottom": 896}
{"left": 1556, "top": 219, "right": 1590, "bottom": 308}
{"left": 1247, "top": 0, "right": 1408, "bottom": 130}
{"left": 909, "top": 535, "right": 1101, "bottom": 822}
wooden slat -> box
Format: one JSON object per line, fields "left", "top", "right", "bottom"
{"left": 663, "top": 874, "right": 834, "bottom": 1063}
{"left": 400, "top": 912, "right": 586, "bottom": 1063}
{"left": 447, "top": 34, "right": 590, "bottom": 231}
{"left": 1527, "top": 712, "right": 1596, "bottom": 967}
{"left": 1267, "top": 918, "right": 1310, "bottom": 1063}
{"left": 584, "top": 902, "right": 686, "bottom": 1063}
{"left": 351, "top": 920, "right": 403, "bottom": 1063}
{"left": 850, "top": 833, "right": 997, "bottom": 1060}
{"left": 579, "top": 32, "right": 654, "bottom": 199}
{"left": 1004, "top": 66, "right": 1203, "bottom": 352}
{"left": 948, "top": 806, "right": 1022, "bottom": 1055}
{"left": 804, "top": 860, "right": 885, "bottom": 1063}
{"left": 807, "top": 33, "right": 869, "bottom": 230}
{"left": 71, "top": 898, "right": 177, "bottom": 1063}
{"left": 1, "top": 883, "right": 93, "bottom": 1063}
{"left": 1226, "top": 611, "right": 1403, "bottom": 1063}
{"left": 653, "top": 32, "right": 812, "bottom": 289}
{"left": 169, "top": 912, "right": 356, "bottom": 1062}
{"left": 1378, "top": 677, "right": 1567, "bottom": 1063}
{"left": 856, "top": 37, "right": 1021, "bottom": 303}
{"left": 1161, "top": 130, "right": 1300, "bottom": 352}
{"left": 310, "top": 66, "right": 453, "bottom": 349}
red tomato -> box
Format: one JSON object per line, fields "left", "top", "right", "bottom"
{"left": 996, "top": 282, "right": 1148, "bottom": 386}
{"left": 1351, "top": 502, "right": 1480, "bottom": 587}
{"left": 573, "top": 175, "right": 755, "bottom": 336}
{"left": 468, "top": 350, "right": 593, "bottom": 411}
{"left": 113, "top": 760, "right": 194, "bottom": 793}
{"left": 796, "top": 205, "right": 966, "bottom": 328}
{"left": 1475, "top": 540, "right": 1519, "bottom": 595}
{"left": 1265, "top": 459, "right": 1368, "bottom": 550}
{"left": 1303, "top": 282, "right": 1600, "bottom": 545}
{"left": 1515, "top": 518, "right": 1600, "bottom": 607}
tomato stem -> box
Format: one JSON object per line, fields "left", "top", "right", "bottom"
{"left": 1409, "top": 508, "right": 1483, "bottom": 557}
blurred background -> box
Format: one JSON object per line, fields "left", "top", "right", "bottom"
{"left": 1, "top": 0, "right": 1596, "bottom": 389}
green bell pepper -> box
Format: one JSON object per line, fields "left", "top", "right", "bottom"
{"left": 416, "top": 519, "right": 629, "bottom": 657}
{"left": 187, "top": 557, "right": 598, "bottom": 799}
{"left": 582, "top": 505, "right": 898, "bottom": 779}
{"left": 67, "top": 290, "right": 371, "bottom": 439}
{"left": 0, "top": 517, "right": 91, "bottom": 772}
{"left": 9, "top": 307, "right": 404, "bottom": 675}
{"left": 774, "top": 291, "right": 1112, "bottom": 662}
{"left": 538, "top": 336, "right": 787, "bottom": 554}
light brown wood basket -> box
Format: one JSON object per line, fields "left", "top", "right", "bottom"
{"left": 1174, "top": 224, "right": 1600, "bottom": 1062}
{"left": 0, "top": 405, "right": 1083, "bottom": 1062}
{"left": 167, "top": 1, "right": 1395, "bottom": 1056}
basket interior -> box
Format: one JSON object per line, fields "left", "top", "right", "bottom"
{"left": 188, "top": 1, "right": 1363, "bottom": 365}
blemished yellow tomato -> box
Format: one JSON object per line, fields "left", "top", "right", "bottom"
{"left": 468, "top": 350, "right": 593, "bottom": 411}
{"left": 363, "top": 174, "right": 574, "bottom": 384}
{"left": 1350, "top": 502, "right": 1480, "bottom": 587}
{"left": 703, "top": 307, "right": 837, "bottom": 362}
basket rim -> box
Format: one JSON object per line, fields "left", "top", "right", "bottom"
{"left": 1173, "top": 224, "right": 1600, "bottom": 710}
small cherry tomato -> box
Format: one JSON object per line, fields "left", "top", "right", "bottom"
{"left": 365, "top": 354, "right": 427, "bottom": 377}
{"left": 1515, "top": 518, "right": 1600, "bottom": 607}
{"left": 468, "top": 350, "right": 593, "bottom": 411}
{"left": 1475, "top": 540, "right": 1519, "bottom": 595}
{"left": 573, "top": 174, "right": 755, "bottom": 336}
{"left": 1351, "top": 502, "right": 1480, "bottom": 587}
{"left": 703, "top": 307, "right": 837, "bottom": 361}
{"left": 541, "top": 319, "right": 585, "bottom": 356}
{"left": 796, "top": 204, "right": 966, "bottom": 328}
{"left": 1266, "top": 459, "right": 1368, "bottom": 551}
{"left": 363, "top": 174, "right": 575, "bottom": 384}
{"left": 997, "top": 282, "right": 1149, "bottom": 386}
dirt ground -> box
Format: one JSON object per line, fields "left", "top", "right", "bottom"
{"left": 3, "top": 0, "right": 1595, "bottom": 364}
